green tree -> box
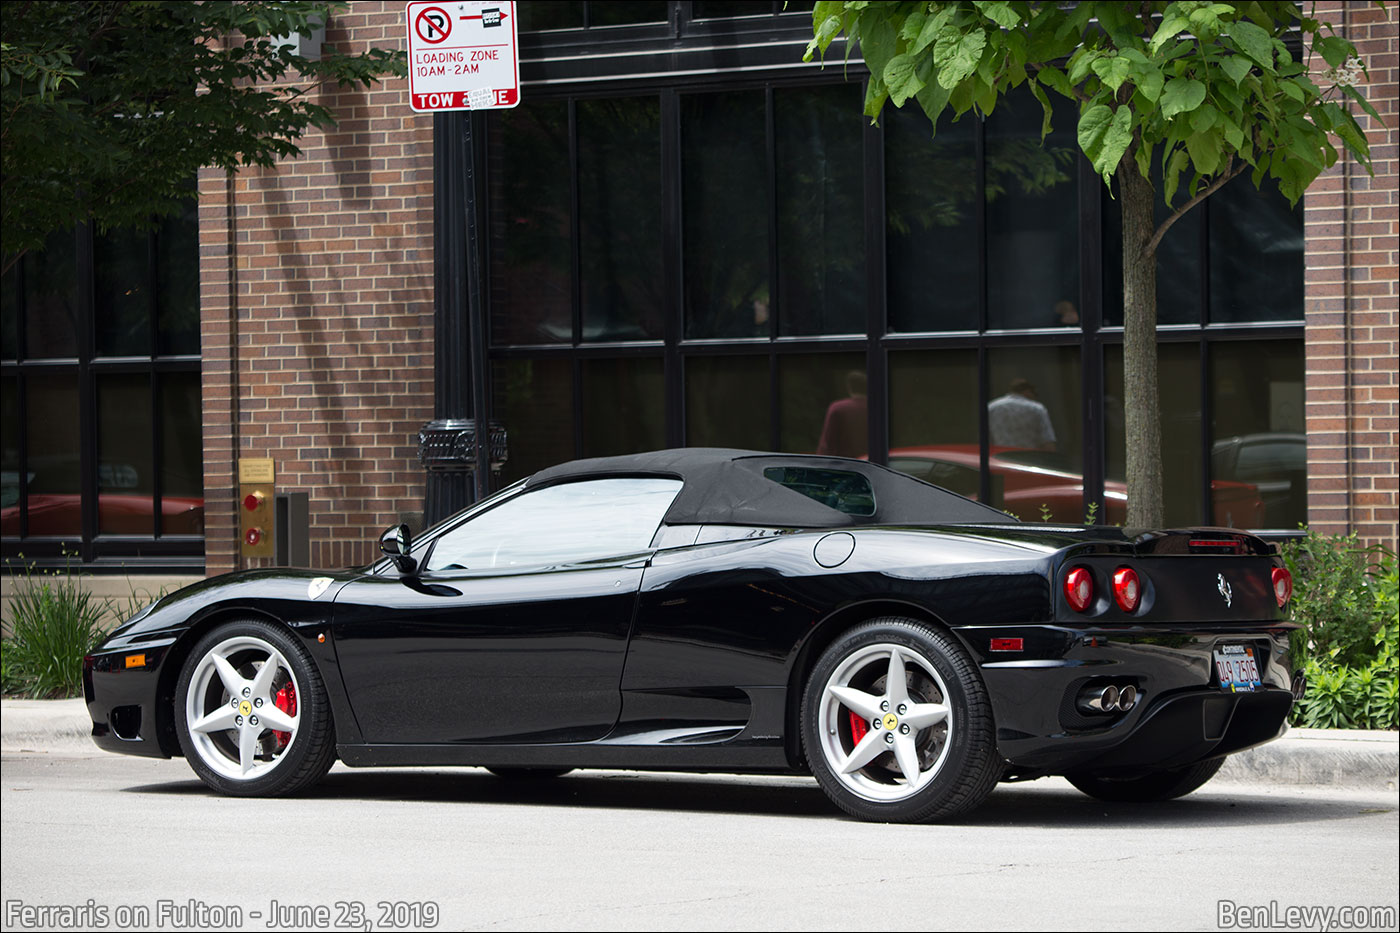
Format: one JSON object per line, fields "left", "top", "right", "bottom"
{"left": 807, "top": 1, "right": 1380, "bottom": 526}
{"left": 1, "top": 1, "right": 406, "bottom": 274}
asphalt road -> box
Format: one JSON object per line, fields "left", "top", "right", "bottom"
{"left": 2, "top": 752, "right": 1397, "bottom": 932}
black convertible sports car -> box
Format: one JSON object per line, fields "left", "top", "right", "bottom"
{"left": 85, "top": 449, "right": 1301, "bottom": 822}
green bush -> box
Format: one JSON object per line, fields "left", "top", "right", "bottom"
{"left": 4, "top": 557, "right": 108, "bottom": 698}
{"left": 1282, "top": 532, "right": 1398, "bottom": 730}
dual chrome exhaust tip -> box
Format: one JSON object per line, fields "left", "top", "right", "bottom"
{"left": 1078, "top": 683, "right": 1139, "bottom": 714}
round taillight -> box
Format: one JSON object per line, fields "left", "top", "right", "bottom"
{"left": 1113, "top": 566, "right": 1141, "bottom": 613}
{"left": 1272, "top": 566, "right": 1292, "bottom": 608}
{"left": 1064, "top": 566, "right": 1094, "bottom": 613}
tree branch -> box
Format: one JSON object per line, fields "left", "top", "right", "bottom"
{"left": 1144, "top": 159, "right": 1250, "bottom": 258}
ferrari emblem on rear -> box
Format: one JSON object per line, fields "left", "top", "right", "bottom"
{"left": 1217, "top": 573, "right": 1233, "bottom": 608}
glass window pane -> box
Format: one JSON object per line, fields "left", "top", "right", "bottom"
{"left": 685, "top": 355, "right": 769, "bottom": 449}
{"left": 1, "top": 374, "right": 17, "bottom": 534}
{"left": 489, "top": 101, "right": 572, "bottom": 345}
{"left": 587, "top": 1, "right": 667, "bottom": 26}
{"left": 985, "top": 90, "right": 1079, "bottom": 329}
{"left": 578, "top": 97, "right": 663, "bottom": 341}
{"left": 1, "top": 262, "right": 17, "bottom": 359}
{"left": 1102, "top": 166, "right": 1202, "bottom": 327}
{"left": 987, "top": 347, "right": 1081, "bottom": 520}
{"left": 581, "top": 357, "right": 664, "bottom": 457}
{"left": 98, "top": 374, "right": 154, "bottom": 535}
{"left": 23, "top": 231, "right": 79, "bottom": 359}
{"left": 492, "top": 358, "right": 575, "bottom": 484}
{"left": 886, "top": 105, "right": 977, "bottom": 332}
{"left": 694, "top": 2, "right": 775, "bottom": 17}
{"left": 778, "top": 353, "right": 866, "bottom": 457}
{"left": 887, "top": 350, "right": 980, "bottom": 500}
{"left": 157, "top": 201, "right": 200, "bottom": 355}
{"left": 427, "top": 477, "right": 682, "bottom": 572}
{"left": 518, "top": 1, "right": 584, "bottom": 30}
{"left": 1209, "top": 176, "right": 1303, "bottom": 323}
{"left": 1210, "top": 341, "right": 1305, "bottom": 528}
{"left": 776, "top": 83, "right": 864, "bottom": 336}
{"left": 1105, "top": 343, "right": 1203, "bottom": 527}
{"left": 763, "top": 465, "right": 874, "bottom": 515}
{"left": 24, "top": 374, "right": 81, "bottom": 535}
{"left": 683, "top": 91, "right": 769, "bottom": 339}
{"left": 95, "top": 229, "right": 152, "bottom": 357}
{"left": 160, "top": 371, "right": 204, "bottom": 534}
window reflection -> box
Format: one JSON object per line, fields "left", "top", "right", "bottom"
{"left": 686, "top": 355, "right": 768, "bottom": 449}
{"left": 22, "top": 231, "right": 79, "bottom": 359}
{"left": 887, "top": 351, "right": 980, "bottom": 500}
{"left": 581, "top": 357, "right": 664, "bottom": 457}
{"left": 492, "top": 359, "right": 574, "bottom": 485}
{"left": 1210, "top": 341, "right": 1304, "bottom": 528}
{"left": 778, "top": 353, "right": 866, "bottom": 457}
{"left": 98, "top": 374, "right": 155, "bottom": 535}
{"left": 987, "top": 347, "right": 1081, "bottom": 519}
{"left": 578, "top": 97, "right": 663, "bottom": 341}
{"left": 160, "top": 371, "right": 204, "bottom": 534}
{"left": 22, "top": 374, "right": 81, "bottom": 536}
{"left": 683, "top": 91, "right": 769, "bottom": 339}
{"left": 1209, "top": 176, "right": 1303, "bottom": 323}
{"left": 985, "top": 90, "right": 1078, "bottom": 330}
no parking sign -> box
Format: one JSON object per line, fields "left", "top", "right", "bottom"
{"left": 406, "top": 1, "right": 520, "bottom": 111}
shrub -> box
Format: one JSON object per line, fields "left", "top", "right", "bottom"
{"left": 4, "top": 557, "right": 108, "bottom": 698}
{"left": 1283, "top": 532, "right": 1398, "bottom": 730}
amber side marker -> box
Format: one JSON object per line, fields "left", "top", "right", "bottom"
{"left": 124, "top": 654, "right": 146, "bottom": 669}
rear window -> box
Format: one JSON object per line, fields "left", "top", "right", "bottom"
{"left": 762, "top": 466, "right": 875, "bottom": 516}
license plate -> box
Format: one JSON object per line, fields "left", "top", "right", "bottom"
{"left": 1213, "top": 644, "right": 1261, "bottom": 692}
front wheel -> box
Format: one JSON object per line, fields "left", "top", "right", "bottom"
{"left": 801, "top": 618, "right": 1002, "bottom": 823}
{"left": 175, "top": 619, "right": 336, "bottom": 796}
{"left": 1066, "top": 757, "right": 1225, "bottom": 802}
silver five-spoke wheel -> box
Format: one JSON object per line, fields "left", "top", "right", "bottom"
{"left": 176, "top": 619, "right": 336, "bottom": 796}
{"left": 802, "top": 618, "right": 1001, "bottom": 822}
{"left": 184, "top": 635, "right": 301, "bottom": 781}
{"left": 817, "top": 642, "right": 953, "bottom": 801}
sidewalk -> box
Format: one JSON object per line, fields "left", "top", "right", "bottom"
{"left": 3, "top": 697, "right": 1396, "bottom": 790}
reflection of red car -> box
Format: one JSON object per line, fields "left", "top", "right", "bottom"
{"left": 887, "top": 446, "right": 1264, "bottom": 527}
{"left": 1, "top": 495, "right": 204, "bottom": 536}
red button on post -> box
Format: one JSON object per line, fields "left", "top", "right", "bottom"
{"left": 245, "top": 527, "right": 262, "bottom": 546}
{"left": 244, "top": 493, "right": 262, "bottom": 511}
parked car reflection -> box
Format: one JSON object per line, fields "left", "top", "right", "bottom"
{"left": 887, "top": 445, "right": 1265, "bottom": 527}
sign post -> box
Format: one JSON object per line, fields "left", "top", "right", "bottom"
{"left": 406, "top": 1, "right": 520, "bottom": 112}
{"left": 407, "top": 2, "right": 520, "bottom": 518}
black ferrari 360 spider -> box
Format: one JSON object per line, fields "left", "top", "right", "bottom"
{"left": 85, "top": 449, "right": 1300, "bottom": 822}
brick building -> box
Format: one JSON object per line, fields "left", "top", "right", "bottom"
{"left": 2, "top": 1, "right": 1395, "bottom": 586}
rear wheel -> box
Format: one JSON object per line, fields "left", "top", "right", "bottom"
{"left": 175, "top": 619, "right": 336, "bottom": 796}
{"left": 801, "top": 618, "right": 1001, "bottom": 823}
{"left": 1066, "top": 757, "right": 1225, "bottom": 802}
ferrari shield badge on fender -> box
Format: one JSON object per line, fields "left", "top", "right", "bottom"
{"left": 308, "top": 577, "right": 333, "bottom": 600}
{"left": 1217, "top": 573, "right": 1233, "bottom": 609}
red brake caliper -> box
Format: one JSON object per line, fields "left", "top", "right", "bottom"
{"left": 849, "top": 709, "right": 869, "bottom": 746}
{"left": 273, "top": 682, "right": 297, "bottom": 750}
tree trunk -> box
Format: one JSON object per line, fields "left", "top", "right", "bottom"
{"left": 1118, "top": 151, "right": 1164, "bottom": 528}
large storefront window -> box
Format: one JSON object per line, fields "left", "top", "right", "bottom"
{"left": 1, "top": 203, "right": 203, "bottom": 567}
{"left": 488, "top": 8, "right": 1306, "bottom": 530}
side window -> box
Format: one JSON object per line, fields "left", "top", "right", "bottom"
{"left": 761, "top": 466, "right": 875, "bottom": 516}
{"left": 425, "top": 477, "right": 682, "bottom": 572}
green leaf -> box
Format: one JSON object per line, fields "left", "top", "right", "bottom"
{"left": 1314, "top": 35, "right": 1352, "bottom": 69}
{"left": 934, "top": 25, "right": 987, "bottom": 89}
{"left": 1186, "top": 129, "right": 1222, "bottom": 175}
{"left": 1092, "top": 54, "right": 1133, "bottom": 92}
{"left": 1149, "top": 8, "right": 1192, "bottom": 55}
{"left": 1229, "top": 20, "right": 1276, "bottom": 70}
{"left": 973, "top": 0, "right": 1022, "bottom": 30}
{"left": 1037, "top": 65, "right": 1074, "bottom": 100}
{"left": 1133, "top": 64, "right": 1165, "bottom": 102}
{"left": 1078, "top": 103, "right": 1134, "bottom": 180}
{"left": 884, "top": 53, "right": 926, "bottom": 107}
{"left": 1160, "top": 77, "right": 1206, "bottom": 120}
{"left": 1341, "top": 84, "right": 1383, "bottom": 124}
{"left": 1220, "top": 55, "right": 1252, "bottom": 86}
{"left": 1190, "top": 104, "right": 1218, "bottom": 134}
{"left": 1027, "top": 78, "right": 1053, "bottom": 141}
{"left": 914, "top": 78, "right": 953, "bottom": 131}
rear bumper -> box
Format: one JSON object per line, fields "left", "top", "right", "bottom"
{"left": 954, "top": 623, "right": 1296, "bottom": 774}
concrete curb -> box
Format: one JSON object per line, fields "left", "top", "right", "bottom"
{"left": 3, "top": 698, "right": 1396, "bottom": 791}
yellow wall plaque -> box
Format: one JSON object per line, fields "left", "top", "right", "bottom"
{"left": 238, "top": 458, "right": 275, "bottom": 484}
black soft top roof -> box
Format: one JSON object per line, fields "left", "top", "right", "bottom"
{"left": 525, "top": 448, "right": 1012, "bottom": 528}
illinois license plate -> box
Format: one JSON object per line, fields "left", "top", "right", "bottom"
{"left": 1213, "top": 644, "right": 1261, "bottom": 692}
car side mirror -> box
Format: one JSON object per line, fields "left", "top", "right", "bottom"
{"left": 379, "top": 524, "right": 418, "bottom": 575}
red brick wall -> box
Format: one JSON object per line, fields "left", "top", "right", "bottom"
{"left": 1305, "top": 2, "right": 1399, "bottom": 550}
{"left": 199, "top": 2, "right": 434, "bottom": 575}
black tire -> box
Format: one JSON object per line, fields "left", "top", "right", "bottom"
{"left": 486, "top": 767, "right": 575, "bottom": 779}
{"left": 1066, "top": 757, "right": 1226, "bottom": 802}
{"left": 801, "top": 617, "right": 1002, "bottom": 823}
{"left": 175, "top": 619, "right": 336, "bottom": 796}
